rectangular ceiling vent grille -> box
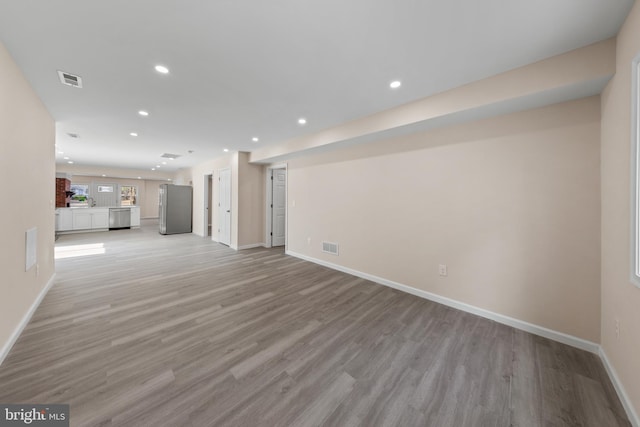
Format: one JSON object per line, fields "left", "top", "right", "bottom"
{"left": 322, "top": 241, "right": 339, "bottom": 256}
{"left": 161, "top": 153, "right": 181, "bottom": 159}
{"left": 57, "top": 70, "right": 83, "bottom": 88}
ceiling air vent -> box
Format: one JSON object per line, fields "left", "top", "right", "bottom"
{"left": 67, "top": 132, "right": 79, "bottom": 139}
{"left": 322, "top": 241, "right": 339, "bottom": 256}
{"left": 57, "top": 70, "right": 83, "bottom": 88}
{"left": 161, "top": 153, "right": 181, "bottom": 159}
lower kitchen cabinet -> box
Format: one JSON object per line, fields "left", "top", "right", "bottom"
{"left": 130, "top": 207, "right": 141, "bottom": 227}
{"left": 56, "top": 209, "right": 73, "bottom": 231}
{"left": 91, "top": 210, "right": 109, "bottom": 229}
{"left": 71, "top": 208, "right": 109, "bottom": 230}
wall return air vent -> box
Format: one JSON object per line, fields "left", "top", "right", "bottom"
{"left": 160, "top": 153, "right": 181, "bottom": 159}
{"left": 57, "top": 70, "right": 83, "bottom": 88}
{"left": 322, "top": 241, "right": 339, "bottom": 255}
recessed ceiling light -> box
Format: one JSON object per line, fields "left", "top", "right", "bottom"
{"left": 138, "top": 110, "right": 149, "bottom": 116}
{"left": 169, "top": 158, "right": 175, "bottom": 160}
{"left": 154, "top": 65, "right": 169, "bottom": 74}
{"left": 101, "top": 174, "right": 106, "bottom": 177}
{"left": 223, "top": 148, "right": 229, "bottom": 152}
{"left": 298, "top": 118, "right": 307, "bottom": 125}
{"left": 57, "top": 151, "right": 64, "bottom": 155}
{"left": 63, "top": 156, "right": 69, "bottom": 160}
{"left": 252, "top": 137, "right": 259, "bottom": 142}
{"left": 151, "top": 168, "right": 155, "bottom": 171}
{"left": 162, "top": 161, "right": 167, "bottom": 165}
{"left": 390, "top": 80, "right": 402, "bottom": 89}
{"left": 68, "top": 161, "right": 74, "bottom": 164}
{"left": 130, "top": 132, "right": 138, "bottom": 137}
{"left": 167, "top": 178, "right": 172, "bottom": 181}
{"left": 156, "top": 165, "right": 161, "bottom": 168}
{"left": 137, "top": 176, "right": 142, "bottom": 179}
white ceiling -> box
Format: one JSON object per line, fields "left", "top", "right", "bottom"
{"left": 0, "top": 0, "right": 634, "bottom": 173}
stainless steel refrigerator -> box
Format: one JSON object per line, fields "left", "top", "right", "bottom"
{"left": 159, "top": 184, "right": 193, "bottom": 235}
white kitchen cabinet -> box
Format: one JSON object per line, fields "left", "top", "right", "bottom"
{"left": 72, "top": 210, "right": 92, "bottom": 229}
{"left": 56, "top": 209, "right": 73, "bottom": 231}
{"left": 91, "top": 210, "right": 109, "bottom": 229}
{"left": 72, "top": 208, "right": 109, "bottom": 230}
{"left": 130, "top": 207, "right": 140, "bottom": 227}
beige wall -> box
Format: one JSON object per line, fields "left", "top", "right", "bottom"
{"left": 601, "top": 0, "right": 640, "bottom": 417}
{"left": 287, "top": 97, "right": 601, "bottom": 342}
{"left": 238, "top": 152, "right": 265, "bottom": 248}
{"left": 182, "top": 152, "right": 265, "bottom": 249}
{"left": 0, "top": 43, "right": 55, "bottom": 358}
{"left": 141, "top": 180, "right": 162, "bottom": 219}
{"left": 69, "top": 175, "right": 165, "bottom": 218}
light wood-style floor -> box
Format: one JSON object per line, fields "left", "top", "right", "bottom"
{"left": 0, "top": 220, "right": 630, "bottom": 426}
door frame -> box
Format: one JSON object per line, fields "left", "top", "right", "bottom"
{"left": 265, "top": 163, "right": 288, "bottom": 248}
{"left": 203, "top": 173, "right": 213, "bottom": 238}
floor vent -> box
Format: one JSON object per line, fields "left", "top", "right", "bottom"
{"left": 57, "top": 70, "right": 83, "bottom": 88}
{"left": 322, "top": 241, "right": 339, "bottom": 255}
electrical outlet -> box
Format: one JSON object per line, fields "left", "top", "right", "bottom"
{"left": 615, "top": 318, "right": 620, "bottom": 339}
{"left": 438, "top": 264, "right": 448, "bottom": 277}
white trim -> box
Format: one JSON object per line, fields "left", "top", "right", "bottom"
{"left": 203, "top": 172, "right": 213, "bottom": 240}
{"left": 264, "top": 169, "right": 272, "bottom": 248}
{"left": 238, "top": 243, "right": 266, "bottom": 250}
{"left": 631, "top": 52, "right": 640, "bottom": 288}
{"left": 286, "top": 250, "right": 599, "bottom": 353}
{"left": 600, "top": 347, "right": 640, "bottom": 427}
{"left": 0, "top": 274, "right": 56, "bottom": 367}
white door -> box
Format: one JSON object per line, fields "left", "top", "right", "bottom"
{"left": 218, "top": 168, "right": 231, "bottom": 246}
{"left": 272, "top": 169, "right": 286, "bottom": 247}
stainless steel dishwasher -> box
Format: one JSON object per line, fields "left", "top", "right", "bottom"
{"left": 109, "top": 208, "right": 131, "bottom": 230}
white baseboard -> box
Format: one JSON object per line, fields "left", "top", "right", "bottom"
{"left": 0, "top": 273, "right": 56, "bottom": 367}
{"left": 238, "top": 243, "right": 266, "bottom": 250}
{"left": 599, "top": 348, "right": 640, "bottom": 427}
{"left": 285, "top": 251, "right": 599, "bottom": 353}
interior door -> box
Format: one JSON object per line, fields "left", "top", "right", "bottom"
{"left": 218, "top": 168, "right": 231, "bottom": 246}
{"left": 272, "top": 169, "right": 286, "bottom": 247}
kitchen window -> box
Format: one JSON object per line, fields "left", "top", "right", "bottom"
{"left": 70, "top": 184, "right": 89, "bottom": 207}
{"left": 631, "top": 51, "right": 640, "bottom": 288}
{"left": 121, "top": 185, "right": 137, "bottom": 206}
